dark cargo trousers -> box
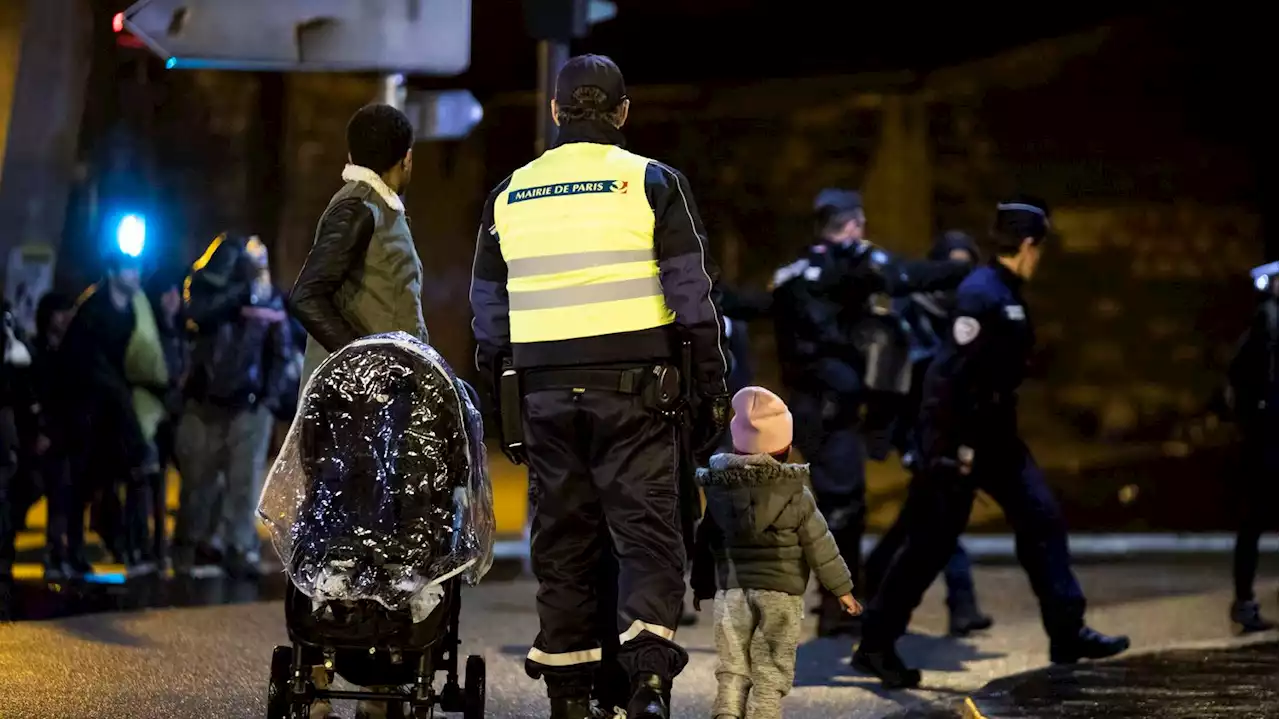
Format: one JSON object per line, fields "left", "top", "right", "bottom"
{"left": 862, "top": 440, "right": 1085, "bottom": 648}
{"left": 522, "top": 386, "right": 689, "bottom": 697}
{"left": 790, "top": 391, "right": 867, "bottom": 588}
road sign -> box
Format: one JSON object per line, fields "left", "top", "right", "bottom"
{"left": 122, "top": 0, "right": 471, "bottom": 74}
{"left": 405, "top": 90, "right": 483, "bottom": 141}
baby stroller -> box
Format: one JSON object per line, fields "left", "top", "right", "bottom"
{"left": 258, "top": 333, "right": 496, "bottom": 719}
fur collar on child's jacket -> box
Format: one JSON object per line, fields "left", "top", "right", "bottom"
{"left": 696, "top": 452, "right": 809, "bottom": 487}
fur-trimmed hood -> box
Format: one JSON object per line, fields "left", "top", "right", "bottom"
{"left": 697, "top": 452, "right": 809, "bottom": 488}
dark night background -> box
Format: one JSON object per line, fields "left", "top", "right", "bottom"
{"left": 3, "top": 1, "right": 1273, "bottom": 531}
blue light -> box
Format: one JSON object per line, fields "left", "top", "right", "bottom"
{"left": 116, "top": 214, "right": 146, "bottom": 257}
{"left": 165, "top": 57, "right": 177, "bottom": 70}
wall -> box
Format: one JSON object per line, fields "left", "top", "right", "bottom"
{"left": 0, "top": 0, "right": 94, "bottom": 277}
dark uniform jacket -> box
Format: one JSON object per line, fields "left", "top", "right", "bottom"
{"left": 690, "top": 452, "right": 854, "bottom": 599}
{"left": 1228, "top": 296, "right": 1278, "bottom": 435}
{"left": 470, "top": 121, "right": 728, "bottom": 396}
{"left": 919, "top": 261, "right": 1033, "bottom": 465}
{"left": 772, "top": 241, "right": 968, "bottom": 394}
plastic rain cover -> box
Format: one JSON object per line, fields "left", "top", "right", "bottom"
{"left": 258, "top": 332, "right": 495, "bottom": 622}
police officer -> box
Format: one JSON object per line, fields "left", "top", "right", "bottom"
{"left": 470, "top": 55, "right": 729, "bottom": 719}
{"left": 771, "top": 189, "right": 968, "bottom": 636}
{"left": 1224, "top": 261, "right": 1278, "bottom": 633}
{"left": 853, "top": 197, "right": 1130, "bottom": 688}
{"left": 865, "top": 230, "right": 992, "bottom": 638}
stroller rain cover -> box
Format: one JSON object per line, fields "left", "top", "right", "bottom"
{"left": 258, "top": 332, "right": 495, "bottom": 621}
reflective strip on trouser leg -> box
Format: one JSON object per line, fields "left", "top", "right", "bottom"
{"left": 619, "top": 620, "right": 678, "bottom": 644}
{"left": 526, "top": 645, "right": 604, "bottom": 668}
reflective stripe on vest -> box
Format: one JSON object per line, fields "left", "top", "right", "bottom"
{"left": 493, "top": 143, "right": 674, "bottom": 344}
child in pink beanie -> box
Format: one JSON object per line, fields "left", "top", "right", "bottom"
{"left": 691, "top": 386, "right": 861, "bottom": 719}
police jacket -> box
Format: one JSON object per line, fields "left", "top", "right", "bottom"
{"left": 771, "top": 240, "right": 967, "bottom": 392}
{"left": 470, "top": 120, "right": 728, "bottom": 396}
{"left": 186, "top": 265, "right": 293, "bottom": 412}
{"left": 1228, "top": 296, "right": 1278, "bottom": 432}
{"left": 290, "top": 165, "right": 428, "bottom": 387}
{"left": 919, "top": 261, "right": 1033, "bottom": 462}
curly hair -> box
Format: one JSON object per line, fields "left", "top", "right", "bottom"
{"left": 555, "top": 86, "right": 626, "bottom": 127}
{"left": 346, "top": 104, "right": 414, "bottom": 175}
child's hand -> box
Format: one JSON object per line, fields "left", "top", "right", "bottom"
{"left": 693, "top": 597, "right": 703, "bottom": 612}
{"left": 838, "top": 594, "right": 863, "bottom": 616}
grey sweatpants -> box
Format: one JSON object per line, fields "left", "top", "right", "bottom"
{"left": 713, "top": 588, "right": 805, "bottom": 719}
{"left": 174, "top": 402, "right": 273, "bottom": 557}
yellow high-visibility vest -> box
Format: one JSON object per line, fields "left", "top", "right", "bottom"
{"left": 493, "top": 142, "right": 675, "bottom": 344}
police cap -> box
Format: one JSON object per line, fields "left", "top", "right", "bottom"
{"left": 555, "top": 54, "right": 628, "bottom": 110}
{"left": 993, "top": 195, "right": 1051, "bottom": 246}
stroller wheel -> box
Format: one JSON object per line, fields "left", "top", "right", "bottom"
{"left": 267, "top": 646, "right": 293, "bottom": 719}
{"left": 464, "top": 655, "right": 486, "bottom": 719}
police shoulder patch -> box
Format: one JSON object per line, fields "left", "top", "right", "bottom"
{"left": 953, "top": 316, "right": 981, "bottom": 345}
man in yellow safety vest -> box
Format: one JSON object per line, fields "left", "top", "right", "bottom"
{"left": 470, "top": 54, "right": 729, "bottom": 719}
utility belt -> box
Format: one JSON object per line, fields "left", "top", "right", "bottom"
{"left": 498, "top": 342, "right": 693, "bottom": 463}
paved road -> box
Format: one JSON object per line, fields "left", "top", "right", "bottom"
{"left": 967, "top": 641, "right": 1278, "bottom": 719}
{"left": 0, "top": 561, "right": 1274, "bottom": 718}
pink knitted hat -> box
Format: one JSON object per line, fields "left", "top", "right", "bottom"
{"left": 729, "top": 386, "right": 793, "bottom": 456}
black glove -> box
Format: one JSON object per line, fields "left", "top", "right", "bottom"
{"left": 500, "top": 439, "right": 527, "bottom": 467}
{"left": 693, "top": 393, "right": 731, "bottom": 463}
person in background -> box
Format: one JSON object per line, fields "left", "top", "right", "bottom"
{"left": 691, "top": 386, "right": 859, "bottom": 719}
{"left": 7, "top": 302, "right": 41, "bottom": 535}
{"left": 0, "top": 304, "right": 28, "bottom": 577}
{"left": 864, "top": 230, "right": 992, "bottom": 638}
{"left": 854, "top": 197, "right": 1129, "bottom": 688}
{"left": 1223, "top": 261, "right": 1278, "bottom": 633}
{"left": 144, "top": 269, "right": 188, "bottom": 566}
{"left": 177, "top": 233, "right": 291, "bottom": 578}
{"left": 62, "top": 251, "right": 153, "bottom": 569}
{"left": 30, "top": 293, "right": 89, "bottom": 578}
{"left": 770, "top": 189, "right": 969, "bottom": 637}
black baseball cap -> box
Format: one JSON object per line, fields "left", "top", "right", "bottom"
{"left": 555, "top": 54, "right": 627, "bottom": 109}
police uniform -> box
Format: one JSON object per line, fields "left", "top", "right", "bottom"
{"left": 854, "top": 201, "right": 1129, "bottom": 688}
{"left": 771, "top": 194, "right": 968, "bottom": 635}
{"left": 1225, "top": 264, "right": 1278, "bottom": 632}
{"left": 469, "top": 55, "right": 728, "bottom": 718}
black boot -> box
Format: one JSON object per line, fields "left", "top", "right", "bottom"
{"left": 851, "top": 645, "right": 922, "bottom": 689}
{"left": 947, "top": 597, "right": 993, "bottom": 637}
{"left": 626, "top": 673, "right": 669, "bottom": 719}
{"left": 1231, "top": 600, "right": 1274, "bottom": 634}
{"left": 817, "top": 593, "right": 861, "bottom": 638}
{"left": 43, "top": 552, "right": 68, "bottom": 581}
{"left": 549, "top": 696, "right": 596, "bottom": 719}
{"left": 65, "top": 549, "right": 93, "bottom": 577}
{"left": 1049, "top": 627, "right": 1130, "bottom": 664}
